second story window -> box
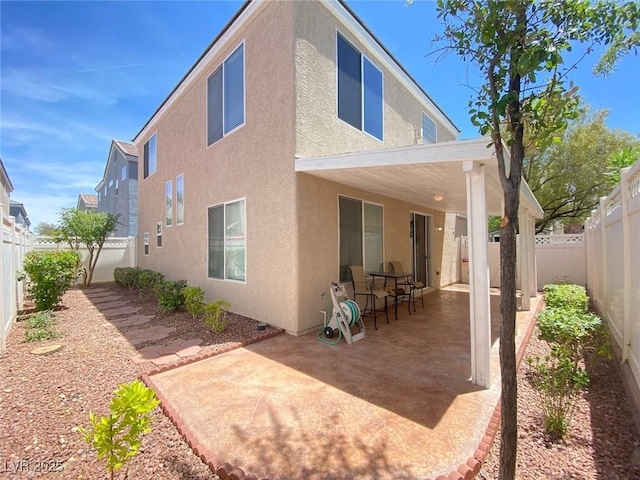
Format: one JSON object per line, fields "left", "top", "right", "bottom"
{"left": 143, "top": 133, "right": 157, "bottom": 179}
{"left": 121, "top": 166, "right": 127, "bottom": 181}
{"left": 207, "top": 43, "right": 245, "bottom": 146}
{"left": 422, "top": 113, "right": 437, "bottom": 144}
{"left": 337, "top": 33, "right": 383, "bottom": 141}
{"left": 116, "top": 179, "right": 119, "bottom": 196}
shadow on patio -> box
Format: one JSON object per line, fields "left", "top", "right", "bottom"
{"left": 148, "top": 288, "right": 539, "bottom": 480}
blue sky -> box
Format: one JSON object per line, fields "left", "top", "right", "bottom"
{"left": 1, "top": 1, "right": 638, "bottom": 228}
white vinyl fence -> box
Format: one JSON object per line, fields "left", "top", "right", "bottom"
{"left": 461, "top": 234, "right": 585, "bottom": 290}
{"left": 1, "top": 211, "right": 30, "bottom": 354}
{"left": 585, "top": 159, "right": 640, "bottom": 391}
{"left": 32, "top": 236, "right": 137, "bottom": 283}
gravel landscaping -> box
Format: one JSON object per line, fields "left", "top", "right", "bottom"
{"left": 480, "top": 326, "right": 640, "bottom": 479}
{"left": 0, "top": 283, "right": 278, "bottom": 479}
{"left": 3, "top": 282, "right": 639, "bottom": 479}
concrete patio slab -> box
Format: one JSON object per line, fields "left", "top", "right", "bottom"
{"left": 149, "top": 289, "right": 540, "bottom": 480}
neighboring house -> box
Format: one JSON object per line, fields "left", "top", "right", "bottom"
{"left": 9, "top": 200, "right": 30, "bottom": 230}
{"left": 95, "top": 140, "right": 138, "bottom": 237}
{"left": 0, "top": 157, "right": 13, "bottom": 216}
{"left": 133, "top": 0, "right": 542, "bottom": 387}
{"left": 77, "top": 193, "right": 98, "bottom": 212}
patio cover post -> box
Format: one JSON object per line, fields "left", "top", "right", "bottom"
{"left": 519, "top": 209, "right": 531, "bottom": 311}
{"left": 464, "top": 161, "right": 491, "bottom": 388}
{"left": 529, "top": 214, "right": 538, "bottom": 297}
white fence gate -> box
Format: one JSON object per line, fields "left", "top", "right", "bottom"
{"left": 461, "top": 234, "right": 585, "bottom": 290}
{"left": 1, "top": 212, "right": 30, "bottom": 353}
{"left": 31, "top": 236, "right": 137, "bottom": 283}
{"left": 585, "top": 159, "right": 640, "bottom": 394}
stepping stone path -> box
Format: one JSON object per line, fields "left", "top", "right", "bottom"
{"left": 131, "top": 338, "right": 204, "bottom": 365}
{"left": 102, "top": 305, "right": 142, "bottom": 317}
{"left": 83, "top": 289, "right": 204, "bottom": 366}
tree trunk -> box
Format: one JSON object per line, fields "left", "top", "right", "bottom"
{"left": 498, "top": 183, "right": 519, "bottom": 480}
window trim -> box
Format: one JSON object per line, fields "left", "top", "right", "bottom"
{"left": 121, "top": 165, "right": 127, "bottom": 181}
{"left": 335, "top": 30, "right": 384, "bottom": 143}
{"left": 143, "top": 232, "right": 149, "bottom": 255}
{"left": 165, "top": 180, "right": 173, "bottom": 227}
{"left": 206, "top": 40, "right": 246, "bottom": 148}
{"left": 143, "top": 133, "right": 158, "bottom": 179}
{"left": 422, "top": 112, "right": 437, "bottom": 144}
{"left": 176, "top": 174, "right": 184, "bottom": 226}
{"left": 337, "top": 194, "right": 385, "bottom": 283}
{"left": 207, "top": 196, "right": 247, "bottom": 284}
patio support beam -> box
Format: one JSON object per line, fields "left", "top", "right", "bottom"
{"left": 519, "top": 209, "right": 531, "bottom": 311}
{"left": 463, "top": 161, "right": 491, "bottom": 388}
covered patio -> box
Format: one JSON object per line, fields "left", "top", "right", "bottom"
{"left": 296, "top": 137, "right": 544, "bottom": 387}
{"left": 148, "top": 287, "right": 541, "bottom": 480}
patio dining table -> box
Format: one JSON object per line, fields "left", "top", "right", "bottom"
{"left": 369, "top": 271, "right": 413, "bottom": 321}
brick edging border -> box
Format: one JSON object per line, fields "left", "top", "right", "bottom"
{"left": 432, "top": 298, "right": 545, "bottom": 480}
{"left": 140, "top": 328, "right": 284, "bottom": 480}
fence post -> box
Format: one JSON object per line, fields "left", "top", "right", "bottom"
{"left": 621, "top": 167, "right": 632, "bottom": 362}
{"left": 599, "top": 197, "right": 609, "bottom": 325}
{"left": 0, "top": 207, "right": 5, "bottom": 354}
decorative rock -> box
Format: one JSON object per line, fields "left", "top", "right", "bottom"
{"left": 31, "top": 345, "right": 62, "bottom": 355}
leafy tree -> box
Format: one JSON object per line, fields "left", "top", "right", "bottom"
{"left": 525, "top": 110, "right": 639, "bottom": 233}
{"left": 607, "top": 144, "right": 640, "bottom": 185}
{"left": 434, "top": 1, "right": 638, "bottom": 478}
{"left": 54, "top": 208, "right": 118, "bottom": 287}
{"left": 33, "top": 221, "right": 59, "bottom": 236}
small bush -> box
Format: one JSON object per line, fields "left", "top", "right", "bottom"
{"left": 183, "top": 286, "right": 205, "bottom": 319}
{"left": 155, "top": 280, "right": 187, "bottom": 312}
{"left": 113, "top": 267, "right": 141, "bottom": 289}
{"left": 528, "top": 347, "right": 589, "bottom": 439}
{"left": 77, "top": 380, "right": 159, "bottom": 479}
{"left": 138, "top": 269, "right": 164, "bottom": 298}
{"left": 23, "top": 311, "right": 58, "bottom": 342}
{"left": 543, "top": 284, "right": 589, "bottom": 312}
{"left": 204, "top": 300, "right": 231, "bottom": 333}
{"left": 536, "top": 307, "right": 605, "bottom": 365}
{"left": 20, "top": 250, "right": 81, "bottom": 311}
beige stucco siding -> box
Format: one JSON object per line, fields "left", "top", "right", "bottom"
{"left": 293, "top": 0, "right": 456, "bottom": 160}
{"left": 136, "top": 1, "right": 300, "bottom": 331}
{"left": 294, "top": 173, "right": 455, "bottom": 334}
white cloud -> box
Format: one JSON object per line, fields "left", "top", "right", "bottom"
{"left": 13, "top": 191, "right": 79, "bottom": 227}
{"left": 1, "top": 69, "right": 119, "bottom": 105}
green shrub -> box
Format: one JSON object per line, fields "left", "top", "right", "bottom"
{"left": 183, "top": 286, "right": 205, "bottom": 319}
{"left": 155, "top": 280, "right": 187, "bottom": 312}
{"left": 20, "top": 250, "right": 81, "bottom": 311}
{"left": 77, "top": 380, "right": 159, "bottom": 480}
{"left": 23, "top": 311, "right": 58, "bottom": 342}
{"left": 113, "top": 267, "right": 141, "bottom": 289}
{"left": 543, "top": 284, "right": 589, "bottom": 312}
{"left": 204, "top": 300, "right": 231, "bottom": 333}
{"left": 528, "top": 347, "right": 589, "bottom": 439}
{"left": 536, "top": 307, "right": 605, "bottom": 366}
{"left": 138, "top": 269, "right": 164, "bottom": 298}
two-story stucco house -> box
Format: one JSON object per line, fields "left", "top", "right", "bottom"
{"left": 95, "top": 140, "right": 139, "bottom": 237}
{"left": 133, "top": 0, "right": 542, "bottom": 387}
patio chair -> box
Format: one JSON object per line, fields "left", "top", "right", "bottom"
{"left": 348, "top": 265, "right": 389, "bottom": 330}
{"left": 389, "top": 261, "right": 425, "bottom": 312}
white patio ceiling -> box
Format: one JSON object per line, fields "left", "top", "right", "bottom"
{"left": 295, "top": 137, "right": 543, "bottom": 218}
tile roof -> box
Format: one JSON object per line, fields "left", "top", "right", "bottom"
{"left": 114, "top": 140, "right": 138, "bottom": 157}
{"left": 79, "top": 193, "right": 98, "bottom": 207}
